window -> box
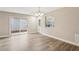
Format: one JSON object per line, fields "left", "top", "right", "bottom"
{"left": 10, "top": 17, "right": 28, "bottom": 33}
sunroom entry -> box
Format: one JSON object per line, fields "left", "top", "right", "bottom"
{"left": 10, "top": 17, "right": 28, "bottom": 34}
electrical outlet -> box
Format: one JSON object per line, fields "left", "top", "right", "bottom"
{"left": 75, "top": 33, "right": 79, "bottom": 42}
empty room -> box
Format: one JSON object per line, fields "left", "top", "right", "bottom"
{"left": 0, "top": 7, "right": 79, "bottom": 51}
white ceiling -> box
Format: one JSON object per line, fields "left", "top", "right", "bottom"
{"left": 0, "top": 7, "right": 61, "bottom": 15}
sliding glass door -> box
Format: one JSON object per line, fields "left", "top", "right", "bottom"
{"left": 20, "top": 19, "right": 28, "bottom": 32}
{"left": 10, "top": 17, "right": 28, "bottom": 33}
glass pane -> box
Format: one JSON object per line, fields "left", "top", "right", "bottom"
{"left": 10, "top": 18, "right": 28, "bottom": 33}
{"left": 20, "top": 19, "right": 28, "bottom": 32}
{"left": 11, "top": 18, "right": 20, "bottom": 33}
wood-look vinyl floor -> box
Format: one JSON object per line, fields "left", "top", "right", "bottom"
{"left": 0, "top": 33, "right": 79, "bottom": 51}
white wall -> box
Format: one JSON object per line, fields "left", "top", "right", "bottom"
{"left": 39, "top": 7, "right": 79, "bottom": 46}
{"left": 0, "top": 13, "right": 9, "bottom": 36}
{"left": 28, "top": 16, "right": 38, "bottom": 33}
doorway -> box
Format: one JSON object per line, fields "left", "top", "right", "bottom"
{"left": 9, "top": 17, "right": 28, "bottom": 34}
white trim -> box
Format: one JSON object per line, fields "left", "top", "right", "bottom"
{"left": 39, "top": 31, "right": 79, "bottom": 47}
{"left": 0, "top": 35, "right": 10, "bottom": 38}
{"left": 11, "top": 32, "right": 27, "bottom": 36}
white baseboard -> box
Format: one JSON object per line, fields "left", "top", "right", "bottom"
{"left": 28, "top": 32, "right": 38, "bottom": 34}
{"left": 11, "top": 32, "right": 27, "bottom": 36}
{"left": 39, "top": 31, "right": 79, "bottom": 47}
{"left": 0, "top": 35, "right": 10, "bottom": 38}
